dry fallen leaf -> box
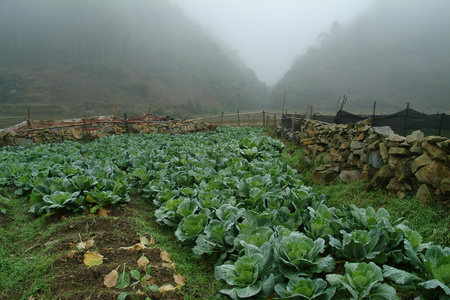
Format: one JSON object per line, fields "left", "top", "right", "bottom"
{"left": 160, "top": 250, "right": 172, "bottom": 263}
{"left": 173, "top": 274, "right": 187, "bottom": 286}
{"left": 144, "top": 275, "right": 156, "bottom": 286}
{"left": 98, "top": 207, "right": 110, "bottom": 217}
{"left": 140, "top": 235, "right": 154, "bottom": 246}
{"left": 162, "top": 262, "right": 176, "bottom": 271}
{"left": 120, "top": 243, "right": 147, "bottom": 250}
{"left": 85, "top": 239, "right": 94, "bottom": 249}
{"left": 137, "top": 255, "right": 150, "bottom": 267}
{"left": 83, "top": 251, "right": 104, "bottom": 267}
{"left": 66, "top": 250, "right": 77, "bottom": 259}
{"left": 158, "top": 284, "right": 176, "bottom": 293}
{"left": 77, "top": 241, "right": 86, "bottom": 250}
{"left": 103, "top": 269, "right": 119, "bottom": 288}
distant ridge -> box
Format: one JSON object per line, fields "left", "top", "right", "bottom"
{"left": 0, "top": 0, "right": 268, "bottom": 128}
{"left": 271, "top": 0, "right": 450, "bottom": 114}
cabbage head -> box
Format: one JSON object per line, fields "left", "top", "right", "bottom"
{"left": 215, "top": 243, "right": 275, "bottom": 299}
{"left": 274, "top": 277, "right": 336, "bottom": 300}
{"left": 274, "top": 232, "right": 335, "bottom": 279}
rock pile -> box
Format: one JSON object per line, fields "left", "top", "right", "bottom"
{"left": 295, "top": 119, "right": 449, "bottom": 209}
{"left": 0, "top": 119, "right": 215, "bottom": 148}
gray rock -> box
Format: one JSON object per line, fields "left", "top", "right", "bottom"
{"left": 366, "top": 134, "right": 380, "bottom": 146}
{"left": 436, "top": 139, "right": 449, "bottom": 153}
{"left": 410, "top": 142, "right": 424, "bottom": 154}
{"left": 17, "top": 138, "right": 34, "bottom": 147}
{"left": 415, "top": 184, "right": 435, "bottom": 205}
{"left": 389, "top": 147, "right": 411, "bottom": 156}
{"left": 365, "top": 165, "right": 395, "bottom": 190}
{"left": 441, "top": 178, "right": 450, "bottom": 196}
{"left": 368, "top": 150, "right": 384, "bottom": 168}
{"left": 370, "top": 126, "right": 394, "bottom": 137}
{"left": 387, "top": 177, "right": 405, "bottom": 193}
{"left": 340, "top": 169, "right": 362, "bottom": 182}
{"left": 424, "top": 136, "right": 447, "bottom": 143}
{"left": 388, "top": 155, "right": 402, "bottom": 170}
{"left": 311, "top": 169, "right": 338, "bottom": 184}
{"left": 395, "top": 158, "right": 413, "bottom": 182}
{"left": 410, "top": 153, "right": 432, "bottom": 174}
{"left": 379, "top": 143, "right": 389, "bottom": 161}
{"left": 415, "top": 161, "right": 450, "bottom": 189}
{"left": 422, "top": 140, "right": 447, "bottom": 161}
{"left": 406, "top": 130, "right": 424, "bottom": 144}
{"left": 388, "top": 133, "right": 406, "bottom": 143}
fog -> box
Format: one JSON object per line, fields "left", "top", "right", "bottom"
{"left": 174, "top": 0, "right": 373, "bottom": 85}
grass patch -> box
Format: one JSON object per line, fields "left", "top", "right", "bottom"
{"left": 280, "top": 141, "right": 450, "bottom": 247}
{"left": 0, "top": 197, "right": 56, "bottom": 299}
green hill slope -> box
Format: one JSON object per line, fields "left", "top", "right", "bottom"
{"left": 271, "top": 0, "right": 450, "bottom": 114}
{"left": 0, "top": 0, "right": 268, "bottom": 128}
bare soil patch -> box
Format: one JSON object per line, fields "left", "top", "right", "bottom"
{"left": 37, "top": 206, "right": 184, "bottom": 299}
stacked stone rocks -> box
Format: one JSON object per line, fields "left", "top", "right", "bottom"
{"left": 296, "top": 119, "right": 449, "bottom": 209}
{"left": 0, "top": 120, "right": 214, "bottom": 148}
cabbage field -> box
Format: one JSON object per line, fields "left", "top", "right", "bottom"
{"left": 0, "top": 127, "right": 449, "bottom": 299}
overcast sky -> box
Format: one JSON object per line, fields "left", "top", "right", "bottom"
{"left": 174, "top": 0, "right": 374, "bottom": 85}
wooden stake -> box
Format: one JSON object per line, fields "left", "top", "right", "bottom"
{"left": 221, "top": 112, "right": 224, "bottom": 127}
{"left": 282, "top": 89, "right": 286, "bottom": 117}
{"left": 148, "top": 104, "right": 151, "bottom": 123}
{"left": 262, "top": 110, "right": 265, "bottom": 127}
{"left": 27, "top": 109, "right": 31, "bottom": 129}
{"left": 124, "top": 113, "right": 129, "bottom": 133}
{"left": 113, "top": 102, "right": 116, "bottom": 117}
{"left": 237, "top": 110, "right": 240, "bottom": 127}
{"left": 404, "top": 102, "right": 410, "bottom": 136}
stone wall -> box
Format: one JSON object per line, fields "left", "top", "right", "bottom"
{"left": 0, "top": 119, "right": 215, "bottom": 148}
{"left": 295, "top": 119, "right": 449, "bottom": 209}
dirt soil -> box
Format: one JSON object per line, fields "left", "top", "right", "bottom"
{"left": 36, "top": 205, "right": 184, "bottom": 299}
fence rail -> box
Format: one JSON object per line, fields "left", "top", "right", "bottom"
{"left": 189, "top": 111, "right": 284, "bottom": 128}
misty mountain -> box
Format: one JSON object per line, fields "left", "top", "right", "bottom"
{"left": 0, "top": 0, "right": 268, "bottom": 126}
{"left": 271, "top": 0, "right": 450, "bottom": 114}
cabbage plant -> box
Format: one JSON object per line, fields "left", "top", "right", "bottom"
{"left": 326, "top": 262, "right": 398, "bottom": 300}
{"left": 329, "top": 228, "right": 387, "bottom": 263}
{"left": 274, "top": 232, "right": 335, "bottom": 279}
{"left": 383, "top": 244, "right": 450, "bottom": 299}
{"left": 215, "top": 243, "right": 276, "bottom": 299}
{"left": 193, "top": 219, "right": 236, "bottom": 257}
{"left": 274, "top": 277, "right": 336, "bottom": 300}
{"left": 175, "top": 209, "right": 210, "bottom": 243}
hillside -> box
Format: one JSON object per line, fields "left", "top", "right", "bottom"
{"left": 271, "top": 0, "right": 450, "bottom": 114}
{"left": 0, "top": 0, "right": 268, "bottom": 128}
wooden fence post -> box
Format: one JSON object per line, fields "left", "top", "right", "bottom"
{"left": 248, "top": 114, "right": 250, "bottom": 127}
{"left": 124, "top": 113, "right": 129, "bottom": 133}
{"left": 221, "top": 112, "right": 223, "bottom": 127}
{"left": 262, "top": 111, "right": 265, "bottom": 127}
{"left": 238, "top": 110, "right": 240, "bottom": 127}
{"left": 113, "top": 102, "right": 116, "bottom": 118}
{"left": 274, "top": 114, "right": 277, "bottom": 135}
{"left": 27, "top": 109, "right": 31, "bottom": 129}
{"left": 148, "top": 104, "right": 151, "bottom": 123}
{"left": 438, "top": 113, "right": 444, "bottom": 136}
{"left": 292, "top": 116, "right": 296, "bottom": 143}
{"left": 404, "top": 102, "right": 409, "bottom": 136}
